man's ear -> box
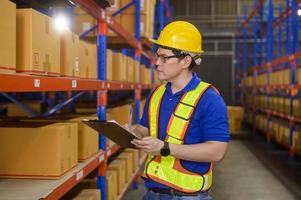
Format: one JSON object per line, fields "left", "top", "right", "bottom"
{"left": 182, "top": 55, "right": 192, "bottom": 69}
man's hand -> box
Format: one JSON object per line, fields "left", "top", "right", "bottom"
{"left": 131, "top": 137, "right": 164, "bottom": 155}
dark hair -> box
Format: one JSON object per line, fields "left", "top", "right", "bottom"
{"left": 158, "top": 45, "right": 196, "bottom": 70}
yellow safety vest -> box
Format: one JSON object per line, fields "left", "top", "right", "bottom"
{"left": 143, "top": 81, "right": 214, "bottom": 193}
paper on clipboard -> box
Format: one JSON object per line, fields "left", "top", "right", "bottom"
{"left": 82, "top": 119, "right": 141, "bottom": 148}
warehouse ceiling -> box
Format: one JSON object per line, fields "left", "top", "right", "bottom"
{"left": 170, "top": 0, "right": 288, "bottom": 33}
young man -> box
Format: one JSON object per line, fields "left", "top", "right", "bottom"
{"left": 131, "top": 21, "right": 230, "bottom": 200}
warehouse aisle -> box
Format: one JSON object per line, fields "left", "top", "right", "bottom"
{"left": 211, "top": 139, "right": 297, "bottom": 200}
{"left": 124, "top": 138, "right": 298, "bottom": 200}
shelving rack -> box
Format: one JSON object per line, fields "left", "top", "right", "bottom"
{"left": 0, "top": 0, "right": 173, "bottom": 199}
{"left": 236, "top": 0, "right": 301, "bottom": 157}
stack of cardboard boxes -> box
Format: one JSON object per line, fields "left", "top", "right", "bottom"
{"left": 227, "top": 106, "right": 244, "bottom": 134}
{"left": 0, "top": 0, "right": 16, "bottom": 74}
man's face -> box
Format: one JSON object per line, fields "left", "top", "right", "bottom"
{"left": 155, "top": 47, "right": 184, "bottom": 82}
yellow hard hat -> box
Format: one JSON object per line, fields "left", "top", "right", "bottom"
{"left": 150, "top": 21, "right": 203, "bottom": 54}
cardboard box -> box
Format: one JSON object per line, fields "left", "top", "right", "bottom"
{"left": 293, "top": 129, "right": 301, "bottom": 153}
{"left": 7, "top": 101, "right": 46, "bottom": 117}
{"left": 106, "top": 170, "right": 117, "bottom": 200}
{"left": 73, "top": 189, "right": 101, "bottom": 200}
{"left": 116, "top": 152, "right": 133, "bottom": 181}
{"left": 120, "top": 14, "right": 147, "bottom": 37}
{"left": 73, "top": 7, "right": 97, "bottom": 36}
{"left": 227, "top": 106, "right": 244, "bottom": 119}
{"left": 112, "top": 52, "right": 126, "bottom": 81}
{"left": 134, "top": 60, "right": 140, "bottom": 83}
{"left": 107, "top": 49, "right": 113, "bottom": 80}
{"left": 126, "top": 56, "right": 134, "bottom": 82}
{"left": 79, "top": 40, "right": 97, "bottom": 79}
{"left": 0, "top": 122, "right": 78, "bottom": 179}
{"left": 0, "top": 0, "right": 16, "bottom": 74}
{"left": 69, "top": 116, "right": 99, "bottom": 161}
{"left": 107, "top": 104, "right": 133, "bottom": 125}
{"left": 120, "top": 0, "right": 148, "bottom": 14}
{"left": 124, "top": 149, "right": 139, "bottom": 172}
{"left": 16, "top": 9, "right": 60, "bottom": 76}
{"left": 61, "top": 29, "right": 80, "bottom": 77}
{"left": 108, "top": 159, "right": 126, "bottom": 194}
{"left": 229, "top": 118, "right": 243, "bottom": 134}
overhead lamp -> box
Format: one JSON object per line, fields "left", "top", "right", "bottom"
{"left": 54, "top": 13, "right": 70, "bottom": 32}
{"left": 298, "top": 9, "right": 301, "bottom": 16}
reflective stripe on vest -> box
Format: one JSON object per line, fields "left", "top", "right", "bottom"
{"left": 143, "top": 81, "right": 213, "bottom": 193}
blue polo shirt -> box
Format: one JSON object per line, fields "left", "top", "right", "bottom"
{"left": 140, "top": 73, "right": 230, "bottom": 189}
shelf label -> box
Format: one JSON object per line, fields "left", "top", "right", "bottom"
{"left": 76, "top": 170, "right": 83, "bottom": 181}
{"left": 99, "top": 154, "right": 105, "bottom": 162}
{"left": 72, "top": 80, "right": 77, "bottom": 88}
{"left": 34, "top": 79, "right": 40, "bottom": 88}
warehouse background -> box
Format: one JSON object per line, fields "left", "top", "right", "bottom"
{"left": 1, "top": 0, "right": 301, "bottom": 200}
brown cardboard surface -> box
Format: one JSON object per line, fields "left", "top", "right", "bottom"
{"left": 73, "top": 7, "right": 97, "bottom": 36}
{"left": 126, "top": 56, "right": 134, "bottom": 82}
{"left": 0, "top": 0, "right": 16, "bottom": 73}
{"left": 61, "top": 29, "right": 80, "bottom": 77}
{"left": 124, "top": 149, "right": 139, "bottom": 172}
{"left": 107, "top": 49, "right": 113, "bottom": 80}
{"left": 116, "top": 153, "right": 133, "bottom": 181}
{"left": 112, "top": 53, "right": 126, "bottom": 81}
{"left": 106, "top": 170, "right": 117, "bottom": 200}
{"left": 79, "top": 40, "right": 97, "bottom": 79}
{"left": 16, "top": 9, "right": 60, "bottom": 76}
{"left": 0, "top": 122, "right": 78, "bottom": 179}
{"left": 7, "top": 101, "right": 45, "bottom": 117}
{"left": 69, "top": 116, "right": 99, "bottom": 161}
{"left": 107, "top": 104, "right": 133, "bottom": 125}
{"left": 73, "top": 189, "right": 101, "bottom": 200}
{"left": 108, "top": 159, "right": 126, "bottom": 194}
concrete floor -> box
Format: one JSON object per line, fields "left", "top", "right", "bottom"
{"left": 124, "top": 139, "right": 298, "bottom": 200}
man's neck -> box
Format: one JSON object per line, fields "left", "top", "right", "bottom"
{"left": 170, "top": 72, "right": 193, "bottom": 94}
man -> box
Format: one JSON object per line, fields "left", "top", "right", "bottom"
{"left": 131, "top": 21, "right": 229, "bottom": 200}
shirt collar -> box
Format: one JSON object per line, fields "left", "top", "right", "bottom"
{"left": 165, "top": 73, "right": 201, "bottom": 95}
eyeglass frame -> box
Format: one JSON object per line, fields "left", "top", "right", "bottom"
{"left": 155, "top": 53, "right": 186, "bottom": 63}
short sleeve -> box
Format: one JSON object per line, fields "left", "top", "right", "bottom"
{"left": 200, "top": 90, "right": 230, "bottom": 142}
{"left": 139, "top": 94, "right": 151, "bottom": 128}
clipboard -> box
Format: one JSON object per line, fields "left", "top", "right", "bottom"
{"left": 82, "top": 119, "right": 141, "bottom": 148}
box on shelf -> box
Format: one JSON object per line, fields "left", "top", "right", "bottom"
{"left": 7, "top": 101, "right": 46, "bottom": 117}
{"left": 112, "top": 52, "right": 127, "bottom": 81}
{"left": 108, "top": 159, "right": 126, "bottom": 194}
{"left": 227, "top": 106, "right": 244, "bottom": 134}
{"left": 73, "top": 7, "right": 97, "bottom": 37}
{"left": 124, "top": 148, "right": 139, "bottom": 172}
{"left": 126, "top": 56, "right": 134, "bottom": 82}
{"left": 107, "top": 49, "right": 113, "bottom": 80}
{"left": 0, "top": 0, "right": 16, "bottom": 74}
{"left": 106, "top": 170, "right": 118, "bottom": 200}
{"left": 107, "top": 103, "right": 133, "bottom": 125}
{"left": 79, "top": 40, "right": 97, "bottom": 79}
{"left": 69, "top": 116, "right": 99, "bottom": 161}
{"left": 116, "top": 152, "right": 133, "bottom": 181}
{"left": 0, "top": 122, "right": 78, "bottom": 179}
{"left": 16, "top": 9, "right": 60, "bottom": 76}
{"left": 61, "top": 29, "right": 80, "bottom": 77}
{"left": 134, "top": 60, "right": 140, "bottom": 83}
{"left": 72, "top": 189, "right": 101, "bottom": 200}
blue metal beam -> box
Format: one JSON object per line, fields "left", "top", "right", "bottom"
{"left": 112, "top": 0, "right": 135, "bottom": 17}
{"left": 42, "top": 91, "right": 85, "bottom": 117}
{"left": 0, "top": 93, "right": 38, "bottom": 117}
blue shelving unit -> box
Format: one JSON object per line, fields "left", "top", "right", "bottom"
{"left": 236, "top": 0, "right": 301, "bottom": 157}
